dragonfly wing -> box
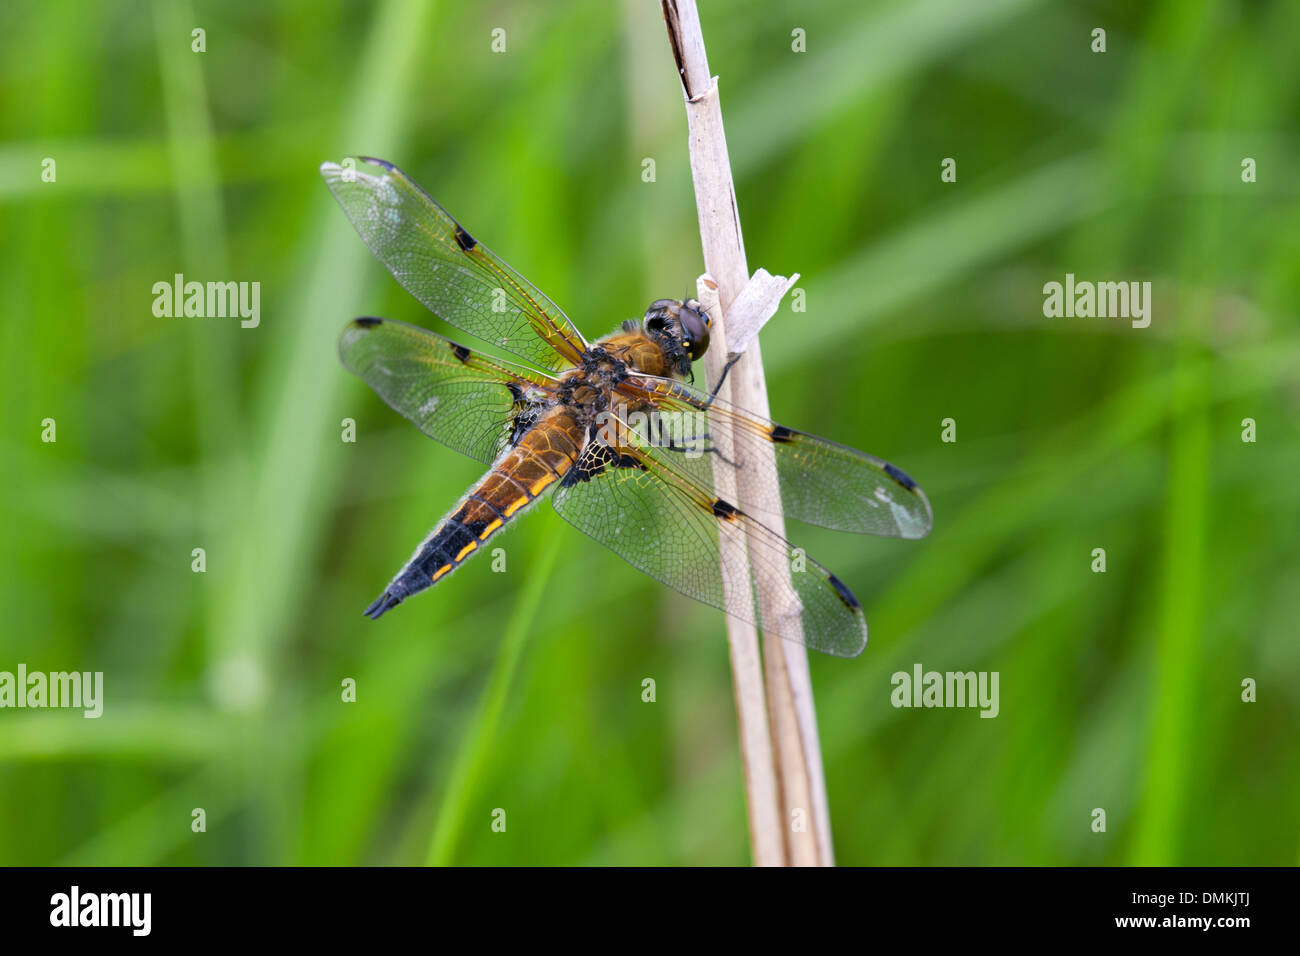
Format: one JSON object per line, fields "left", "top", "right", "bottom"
{"left": 339, "top": 317, "right": 558, "bottom": 466}
{"left": 322, "top": 156, "right": 588, "bottom": 372}
{"left": 620, "top": 374, "right": 933, "bottom": 538}
{"left": 551, "top": 428, "right": 868, "bottom": 658}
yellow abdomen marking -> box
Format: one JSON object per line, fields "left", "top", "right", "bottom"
{"left": 503, "top": 496, "right": 528, "bottom": 517}
{"left": 455, "top": 540, "right": 478, "bottom": 562}
{"left": 480, "top": 518, "right": 503, "bottom": 538}
{"left": 529, "top": 474, "right": 556, "bottom": 497}
{"left": 431, "top": 563, "right": 453, "bottom": 583}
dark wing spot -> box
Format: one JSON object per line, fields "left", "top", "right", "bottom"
{"left": 451, "top": 343, "right": 472, "bottom": 363}
{"left": 562, "top": 453, "right": 603, "bottom": 486}
{"left": 562, "top": 446, "right": 646, "bottom": 486}
{"left": 454, "top": 225, "right": 477, "bottom": 252}
{"left": 770, "top": 424, "right": 798, "bottom": 443}
{"left": 883, "top": 462, "right": 918, "bottom": 491}
{"left": 613, "top": 452, "right": 647, "bottom": 471}
{"left": 711, "top": 498, "right": 740, "bottom": 520}
{"left": 826, "top": 573, "right": 861, "bottom": 610}
{"left": 354, "top": 317, "right": 383, "bottom": 328}
{"left": 358, "top": 156, "right": 397, "bottom": 171}
{"left": 560, "top": 467, "right": 586, "bottom": 488}
{"left": 563, "top": 443, "right": 613, "bottom": 486}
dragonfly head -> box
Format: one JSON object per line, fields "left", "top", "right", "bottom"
{"left": 643, "top": 298, "right": 711, "bottom": 372}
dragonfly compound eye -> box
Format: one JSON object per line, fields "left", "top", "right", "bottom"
{"left": 678, "top": 300, "right": 710, "bottom": 361}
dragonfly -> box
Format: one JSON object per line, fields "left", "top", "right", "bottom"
{"left": 321, "top": 156, "right": 932, "bottom": 658}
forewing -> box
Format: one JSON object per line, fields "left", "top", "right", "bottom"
{"left": 339, "top": 317, "right": 557, "bottom": 466}
{"left": 620, "top": 375, "right": 933, "bottom": 539}
{"left": 551, "top": 434, "right": 868, "bottom": 658}
{"left": 322, "top": 156, "right": 588, "bottom": 372}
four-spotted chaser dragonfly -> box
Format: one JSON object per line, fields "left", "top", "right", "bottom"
{"left": 322, "top": 156, "right": 932, "bottom": 657}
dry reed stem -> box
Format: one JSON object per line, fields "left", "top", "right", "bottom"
{"left": 662, "top": 0, "right": 834, "bottom": 866}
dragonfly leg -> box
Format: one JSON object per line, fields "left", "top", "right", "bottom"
{"left": 707, "top": 353, "right": 742, "bottom": 403}
{"left": 659, "top": 431, "right": 738, "bottom": 469}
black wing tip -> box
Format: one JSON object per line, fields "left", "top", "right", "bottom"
{"left": 453, "top": 224, "right": 477, "bottom": 251}
{"left": 826, "top": 572, "right": 861, "bottom": 610}
{"left": 357, "top": 155, "right": 397, "bottom": 171}
{"left": 363, "top": 589, "right": 404, "bottom": 620}
{"left": 883, "top": 462, "right": 918, "bottom": 492}
{"left": 353, "top": 316, "right": 383, "bottom": 329}
{"left": 711, "top": 498, "right": 741, "bottom": 519}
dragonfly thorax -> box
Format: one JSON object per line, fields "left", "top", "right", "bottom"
{"left": 558, "top": 346, "right": 631, "bottom": 427}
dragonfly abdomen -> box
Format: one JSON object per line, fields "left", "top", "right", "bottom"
{"left": 363, "top": 409, "right": 584, "bottom": 620}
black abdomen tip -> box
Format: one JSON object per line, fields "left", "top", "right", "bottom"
{"left": 363, "top": 590, "right": 404, "bottom": 620}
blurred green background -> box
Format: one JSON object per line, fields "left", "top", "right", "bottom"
{"left": 2, "top": 0, "right": 1297, "bottom": 866}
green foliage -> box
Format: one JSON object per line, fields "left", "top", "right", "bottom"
{"left": 1, "top": 0, "right": 1296, "bottom": 865}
